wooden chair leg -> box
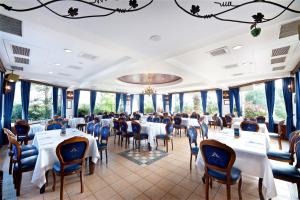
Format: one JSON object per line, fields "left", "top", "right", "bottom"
{"left": 166, "top": 139, "right": 168, "bottom": 152}
{"left": 171, "top": 139, "right": 173, "bottom": 150}
{"left": 105, "top": 149, "right": 108, "bottom": 164}
{"left": 17, "top": 171, "right": 22, "bottom": 196}
{"left": 278, "top": 137, "right": 282, "bottom": 150}
{"left": 156, "top": 138, "right": 158, "bottom": 150}
{"left": 190, "top": 154, "right": 192, "bottom": 171}
{"left": 80, "top": 170, "right": 84, "bottom": 193}
{"left": 205, "top": 175, "right": 209, "bottom": 200}
{"left": 258, "top": 178, "right": 263, "bottom": 200}
{"left": 114, "top": 134, "right": 116, "bottom": 144}
{"left": 9, "top": 157, "right": 12, "bottom": 175}
{"left": 52, "top": 170, "right": 56, "bottom": 191}
{"left": 238, "top": 177, "right": 242, "bottom": 200}
{"left": 100, "top": 150, "right": 102, "bottom": 161}
{"left": 60, "top": 175, "right": 64, "bottom": 200}
{"left": 297, "top": 183, "right": 300, "bottom": 199}
{"left": 226, "top": 184, "right": 231, "bottom": 200}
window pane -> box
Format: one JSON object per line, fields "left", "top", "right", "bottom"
{"left": 94, "top": 92, "right": 116, "bottom": 113}
{"left": 157, "top": 95, "right": 163, "bottom": 113}
{"left": 78, "top": 90, "right": 90, "bottom": 116}
{"left": 183, "top": 92, "right": 202, "bottom": 114}
{"left": 57, "top": 88, "right": 62, "bottom": 116}
{"left": 172, "top": 94, "right": 180, "bottom": 113}
{"left": 12, "top": 81, "right": 22, "bottom": 122}
{"left": 274, "top": 80, "right": 286, "bottom": 121}
{"left": 144, "top": 95, "right": 154, "bottom": 113}
{"left": 207, "top": 91, "right": 218, "bottom": 115}
{"left": 28, "top": 83, "right": 53, "bottom": 121}
{"left": 132, "top": 95, "right": 139, "bottom": 113}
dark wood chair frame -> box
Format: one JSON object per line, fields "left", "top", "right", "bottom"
{"left": 240, "top": 121, "right": 259, "bottom": 132}
{"left": 156, "top": 122, "right": 174, "bottom": 152}
{"left": 225, "top": 114, "right": 233, "bottom": 128}
{"left": 200, "top": 139, "right": 242, "bottom": 200}
{"left": 13, "top": 120, "right": 31, "bottom": 145}
{"left": 97, "top": 126, "right": 109, "bottom": 164}
{"left": 187, "top": 126, "right": 198, "bottom": 171}
{"left": 132, "top": 121, "right": 148, "bottom": 151}
{"left": 52, "top": 137, "right": 89, "bottom": 200}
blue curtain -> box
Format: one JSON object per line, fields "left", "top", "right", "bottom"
{"left": 4, "top": 82, "right": 16, "bottom": 131}
{"left": 52, "top": 87, "right": 58, "bottom": 116}
{"left": 21, "top": 80, "right": 31, "bottom": 121}
{"left": 122, "top": 94, "right": 127, "bottom": 112}
{"left": 296, "top": 71, "right": 300, "bottom": 130}
{"left": 139, "top": 94, "right": 144, "bottom": 113}
{"left": 0, "top": 73, "right": 4, "bottom": 145}
{"left": 216, "top": 89, "right": 223, "bottom": 117}
{"left": 232, "top": 88, "right": 242, "bottom": 117}
{"left": 201, "top": 91, "right": 208, "bottom": 113}
{"left": 130, "top": 94, "right": 134, "bottom": 114}
{"left": 179, "top": 93, "right": 184, "bottom": 113}
{"left": 229, "top": 89, "right": 234, "bottom": 115}
{"left": 90, "top": 90, "right": 96, "bottom": 114}
{"left": 265, "top": 81, "right": 275, "bottom": 132}
{"left": 168, "top": 94, "right": 172, "bottom": 114}
{"left": 282, "top": 78, "right": 293, "bottom": 137}
{"left": 152, "top": 94, "right": 157, "bottom": 112}
{"left": 115, "top": 93, "right": 121, "bottom": 113}
{"left": 73, "top": 90, "right": 80, "bottom": 117}
{"left": 162, "top": 95, "right": 166, "bottom": 112}
{"left": 62, "top": 88, "right": 67, "bottom": 118}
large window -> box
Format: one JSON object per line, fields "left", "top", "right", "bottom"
{"left": 183, "top": 92, "right": 202, "bottom": 114}
{"left": 12, "top": 82, "right": 22, "bottom": 122}
{"left": 207, "top": 91, "right": 218, "bottom": 115}
{"left": 28, "top": 83, "right": 53, "bottom": 121}
{"left": 156, "top": 95, "right": 163, "bottom": 113}
{"left": 172, "top": 94, "right": 180, "bottom": 113}
{"left": 274, "top": 80, "right": 286, "bottom": 121}
{"left": 78, "top": 90, "right": 90, "bottom": 116}
{"left": 132, "top": 95, "right": 139, "bottom": 113}
{"left": 94, "top": 92, "right": 116, "bottom": 114}
{"left": 144, "top": 95, "right": 154, "bottom": 113}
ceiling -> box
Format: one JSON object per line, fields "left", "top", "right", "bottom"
{"left": 0, "top": 0, "right": 300, "bottom": 94}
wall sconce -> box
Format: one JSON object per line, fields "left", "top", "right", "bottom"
{"left": 3, "top": 80, "right": 12, "bottom": 93}
{"left": 126, "top": 94, "right": 131, "bottom": 101}
{"left": 288, "top": 78, "right": 295, "bottom": 93}
{"left": 223, "top": 91, "right": 229, "bottom": 99}
{"left": 67, "top": 91, "right": 74, "bottom": 100}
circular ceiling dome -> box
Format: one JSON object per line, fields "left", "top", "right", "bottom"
{"left": 118, "top": 73, "right": 182, "bottom": 85}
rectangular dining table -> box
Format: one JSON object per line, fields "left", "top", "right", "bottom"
{"left": 31, "top": 128, "right": 100, "bottom": 193}
{"left": 195, "top": 128, "right": 276, "bottom": 199}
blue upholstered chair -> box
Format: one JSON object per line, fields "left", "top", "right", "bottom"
{"left": 187, "top": 127, "right": 199, "bottom": 171}
{"left": 7, "top": 131, "right": 38, "bottom": 196}
{"left": 201, "top": 123, "right": 209, "bottom": 139}
{"left": 113, "top": 119, "right": 123, "bottom": 145}
{"left": 162, "top": 117, "right": 171, "bottom": 124}
{"left": 46, "top": 122, "right": 62, "bottom": 131}
{"left": 120, "top": 121, "right": 132, "bottom": 148}
{"left": 54, "top": 117, "right": 64, "bottom": 123}
{"left": 52, "top": 137, "right": 89, "bottom": 200}
{"left": 13, "top": 120, "right": 34, "bottom": 145}
{"left": 86, "top": 122, "right": 95, "bottom": 135}
{"left": 153, "top": 117, "right": 161, "bottom": 123}
{"left": 156, "top": 122, "right": 174, "bottom": 152}
{"left": 132, "top": 121, "right": 149, "bottom": 151}
{"left": 240, "top": 121, "right": 259, "bottom": 132}
{"left": 256, "top": 116, "right": 266, "bottom": 124}
{"left": 173, "top": 116, "right": 187, "bottom": 137}
{"left": 271, "top": 141, "right": 300, "bottom": 199}
{"left": 95, "top": 125, "right": 110, "bottom": 163}
{"left": 268, "top": 120, "right": 285, "bottom": 150}
{"left": 147, "top": 116, "right": 153, "bottom": 122}
{"left": 133, "top": 113, "right": 141, "bottom": 120}
{"left": 225, "top": 114, "right": 233, "bottom": 128}
{"left": 200, "top": 139, "right": 242, "bottom": 200}
{"left": 267, "top": 130, "right": 300, "bottom": 165}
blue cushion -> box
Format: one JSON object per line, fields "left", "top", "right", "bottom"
{"left": 14, "top": 155, "right": 38, "bottom": 170}
{"left": 267, "top": 150, "right": 291, "bottom": 161}
{"left": 28, "top": 133, "right": 35, "bottom": 140}
{"left": 21, "top": 144, "right": 37, "bottom": 151}
{"left": 21, "top": 149, "right": 38, "bottom": 158}
{"left": 191, "top": 147, "right": 199, "bottom": 154}
{"left": 53, "top": 162, "right": 81, "bottom": 173}
{"left": 208, "top": 167, "right": 241, "bottom": 182}
{"left": 97, "top": 143, "right": 107, "bottom": 149}
{"left": 272, "top": 162, "right": 300, "bottom": 179}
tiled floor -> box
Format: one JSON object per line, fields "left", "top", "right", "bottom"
{"left": 0, "top": 128, "right": 298, "bottom": 200}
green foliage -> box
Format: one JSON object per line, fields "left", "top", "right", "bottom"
{"left": 12, "top": 103, "right": 22, "bottom": 122}
{"left": 206, "top": 95, "right": 218, "bottom": 115}
{"left": 78, "top": 104, "right": 89, "bottom": 116}
{"left": 94, "top": 93, "right": 115, "bottom": 113}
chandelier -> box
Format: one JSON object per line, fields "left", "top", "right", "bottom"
{"left": 174, "top": 0, "right": 300, "bottom": 37}
{"left": 0, "top": 0, "right": 153, "bottom": 19}
{"left": 143, "top": 74, "right": 156, "bottom": 96}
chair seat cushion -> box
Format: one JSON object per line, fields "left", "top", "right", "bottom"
{"left": 208, "top": 167, "right": 241, "bottom": 182}
{"left": 272, "top": 162, "right": 300, "bottom": 180}
{"left": 191, "top": 147, "right": 199, "bottom": 154}
{"left": 267, "top": 150, "right": 291, "bottom": 161}
{"left": 21, "top": 148, "right": 38, "bottom": 158}
{"left": 97, "top": 143, "right": 107, "bottom": 149}
{"left": 20, "top": 144, "right": 37, "bottom": 151}
{"left": 53, "top": 162, "right": 81, "bottom": 173}
{"left": 14, "top": 155, "right": 38, "bottom": 170}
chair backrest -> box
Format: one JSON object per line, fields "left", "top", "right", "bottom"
{"left": 46, "top": 122, "right": 62, "bottom": 130}
{"left": 240, "top": 121, "right": 259, "bottom": 132}
{"left": 120, "top": 120, "right": 128, "bottom": 132}
{"left": 278, "top": 120, "right": 285, "bottom": 135}
{"left": 201, "top": 123, "right": 209, "bottom": 139}
{"left": 86, "top": 122, "right": 95, "bottom": 135}
{"left": 147, "top": 116, "right": 153, "bottom": 122}
{"left": 131, "top": 121, "right": 141, "bottom": 135}
{"left": 153, "top": 117, "right": 161, "bottom": 123}
{"left": 200, "top": 139, "right": 236, "bottom": 181}
{"left": 93, "top": 123, "right": 101, "bottom": 137}
{"left": 256, "top": 116, "right": 266, "bottom": 124}
{"left": 113, "top": 119, "right": 120, "bottom": 130}
{"left": 13, "top": 121, "right": 30, "bottom": 138}
{"left": 98, "top": 126, "right": 110, "bottom": 144}
{"left": 295, "top": 141, "right": 300, "bottom": 168}
{"left": 288, "top": 131, "right": 300, "bottom": 154}
{"left": 181, "top": 113, "right": 189, "bottom": 118}
{"left": 225, "top": 114, "right": 232, "bottom": 123}
{"left": 56, "top": 137, "right": 89, "bottom": 166}
{"left": 7, "top": 134, "right": 21, "bottom": 162}
{"left": 212, "top": 114, "right": 218, "bottom": 121}
{"left": 162, "top": 117, "right": 171, "bottom": 124}
{"left": 173, "top": 117, "right": 182, "bottom": 125}
{"left": 187, "top": 127, "right": 198, "bottom": 148}
{"left": 165, "top": 122, "right": 174, "bottom": 135}
{"left": 133, "top": 114, "right": 141, "bottom": 120}
{"left": 216, "top": 117, "right": 223, "bottom": 130}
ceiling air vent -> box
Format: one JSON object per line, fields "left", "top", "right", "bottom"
{"left": 279, "top": 20, "right": 300, "bottom": 39}
{"left": 232, "top": 73, "right": 243, "bottom": 77}
{"left": 0, "top": 14, "right": 22, "bottom": 36}
{"left": 223, "top": 64, "right": 238, "bottom": 69}
{"left": 208, "top": 47, "right": 229, "bottom": 57}
{"left": 271, "top": 57, "right": 286, "bottom": 64}
{"left": 272, "top": 66, "right": 286, "bottom": 71}
{"left": 11, "top": 66, "right": 24, "bottom": 71}
{"left": 12, "top": 45, "right": 30, "bottom": 56}
{"left": 67, "top": 65, "right": 82, "bottom": 70}
{"left": 14, "top": 57, "right": 29, "bottom": 64}
{"left": 58, "top": 72, "right": 71, "bottom": 77}
{"left": 78, "top": 53, "right": 98, "bottom": 60}
{"left": 272, "top": 46, "right": 290, "bottom": 57}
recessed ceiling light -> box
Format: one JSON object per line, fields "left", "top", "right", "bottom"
{"left": 149, "top": 35, "right": 161, "bottom": 42}
{"left": 233, "top": 45, "right": 243, "bottom": 50}
{"left": 49, "top": 71, "right": 53, "bottom": 74}
{"left": 55, "top": 63, "right": 61, "bottom": 66}
{"left": 64, "top": 49, "right": 72, "bottom": 53}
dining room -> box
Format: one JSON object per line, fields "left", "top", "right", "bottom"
{"left": 0, "top": 0, "right": 300, "bottom": 200}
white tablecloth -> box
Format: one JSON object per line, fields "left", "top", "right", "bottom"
{"left": 127, "top": 121, "right": 166, "bottom": 146}
{"left": 196, "top": 128, "right": 276, "bottom": 199}
{"left": 232, "top": 117, "right": 244, "bottom": 124}
{"left": 68, "top": 118, "right": 85, "bottom": 128}
{"left": 232, "top": 121, "right": 269, "bottom": 134}
{"left": 100, "top": 118, "right": 113, "bottom": 127}
{"left": 181, "top": 118, "right": 200, "bottom": 127}
{"left": 201, "top": 115, "right": 212, "bottom": 124}
{"left": 29, "top": 124, "right": 45, "bottom": 136}
{"left": 31, "top": 128, "right": 100, "bottom": 188}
